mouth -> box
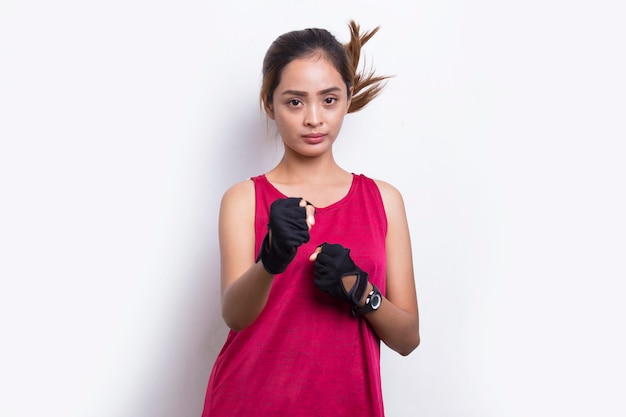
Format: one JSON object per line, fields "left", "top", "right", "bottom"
{"left": 303, "top": 133, "right": 326, "bottom": 144}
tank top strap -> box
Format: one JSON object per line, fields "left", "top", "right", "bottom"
{"left": 348, "top": 174, "right": 388, "bottom": 237}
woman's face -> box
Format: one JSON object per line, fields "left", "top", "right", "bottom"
{"left": 268, "top": 55, "right": 351, "bottom": 158}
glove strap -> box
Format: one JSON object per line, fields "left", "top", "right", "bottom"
{"left": 256, "top": 232, "right": 294, "bottom": 275}
{"left": 344, "top": 269, "right": 369, "bottom": 307}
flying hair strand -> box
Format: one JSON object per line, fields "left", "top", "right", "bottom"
{"left": 344, "top": 20, "right": 390, "bottom": 113}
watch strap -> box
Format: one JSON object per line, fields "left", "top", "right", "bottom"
{"left": 352, "top": 284, "right": 382, "bottom": 316}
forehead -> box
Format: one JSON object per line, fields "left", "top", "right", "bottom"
{"left": 276, "top": 56, "right": 345, "bottom": 93}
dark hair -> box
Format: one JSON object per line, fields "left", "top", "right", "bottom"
{"left": 260, "top": 20, "right": 389, "bottom": 114}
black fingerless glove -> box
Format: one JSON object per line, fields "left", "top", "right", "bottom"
{"left": 257, "top": 197, "right": 310, "bottom": 274}
{"left": 313, "top": 243, "right": 369, "bottom": 306}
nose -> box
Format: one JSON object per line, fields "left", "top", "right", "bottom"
{"left": 304, "top": 104, "right": 323, "bottom": 127}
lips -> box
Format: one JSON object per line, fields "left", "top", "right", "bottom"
{"left": 303, "top": 133, "right": 325, "bottom": 144}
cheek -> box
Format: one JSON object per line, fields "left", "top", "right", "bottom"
{"left": 273, "top": 114, "right": 298, "bottom": 135}
{"left": 329, "top": 111, "right": 347, "bottom": 127}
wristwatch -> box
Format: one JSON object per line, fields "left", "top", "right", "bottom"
{"left": 353, "top": 284, "right": 382, "bottom": 316}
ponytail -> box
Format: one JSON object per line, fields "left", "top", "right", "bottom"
{"left": 344, "top": 21, "right": 390, "bottom": 113}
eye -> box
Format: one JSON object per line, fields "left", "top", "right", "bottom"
{"left": 287, "top": 99, "right": 302, "bottom": 107}
{"left": 324, "top": 97, "right": 338, "bottom": 105}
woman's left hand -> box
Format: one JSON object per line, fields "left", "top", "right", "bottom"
{"left": 309, "top": 242, "right": 370, "bottom": 307}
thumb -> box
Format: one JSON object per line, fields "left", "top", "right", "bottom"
{"left": 309, "top": 246, "right": 323, "bottom": 262}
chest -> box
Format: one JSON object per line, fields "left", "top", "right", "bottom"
{"left": 275, "top": 183, "right": 352, "bottom": 209}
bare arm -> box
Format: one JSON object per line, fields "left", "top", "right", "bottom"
{"left": 366, "top": 180, "right": 420, "bottom": 355}
{"left": 219, "top": 181, "right": 315, "bottom": 331}
{"left": 329, "top": 181, "right": 420, "bottom": 355}
{"left": 219, "top": 180, "right": 274, "bottom": 331}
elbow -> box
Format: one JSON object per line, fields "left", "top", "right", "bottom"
{"left": 397, "top": 333, "right": 420, "bottom": 356}
{"left": 220, "top": 288, "right": 261, "bottom": 332}
{"left": 399, "top": 313, "right": 420, "bottom": 356}
{"left": 223, "top": 317, "right": 249, "bottom": 333}
{"left": 222, "top": 307, "right": 253, "bottom": 333}
{"left": 386, "top": 313, "right": 420, "bottom": 356}
{"left": 400, "top": 334, "right": 420, "bottom": 356}
{"left": 224, "top": 320, "right": 245, "bottom": 333}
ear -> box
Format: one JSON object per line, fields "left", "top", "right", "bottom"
{"left": 264, "top": 100, "right": 275, "bottom": 120}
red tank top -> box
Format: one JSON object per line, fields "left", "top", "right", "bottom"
{"left": 202, "top": 173, "right": 388, "bottom": 416}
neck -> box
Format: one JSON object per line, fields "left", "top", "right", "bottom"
{"left": 268, "top": 150, "right": 347, "bottom": 184}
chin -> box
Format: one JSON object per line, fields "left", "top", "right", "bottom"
{"left": 283, "top": 142, "right": 330, "bottom": 157}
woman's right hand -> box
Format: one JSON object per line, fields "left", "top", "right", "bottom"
{"left": 256, "top": 197, "right": 315, "bottom": 274}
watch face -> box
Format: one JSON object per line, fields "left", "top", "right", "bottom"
{"left": 370, "top": 293, "right": 382, "bottom": 310}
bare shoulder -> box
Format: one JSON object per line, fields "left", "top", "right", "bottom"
{"left": 219, "top": 179, "right": 256, "bottom": 234}
{"left": 373, "top": 178, "right": 406, "bottom": 217}
{"left": 221, "top": 179, "right": 255, "bottom": 211}
{"left": 219, "top": 178, "right": 256, "bottom": 262}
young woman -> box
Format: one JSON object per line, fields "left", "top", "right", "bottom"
{"left": 202, "top": 21, "right": 420, "bottom": 417}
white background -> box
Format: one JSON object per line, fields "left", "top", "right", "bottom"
{"left": 1, "top": 1, "right": 625, "bottom": 416}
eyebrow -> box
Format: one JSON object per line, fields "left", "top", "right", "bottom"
{"left": 280, "top": 87, "right": 343, "bottom": 96}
